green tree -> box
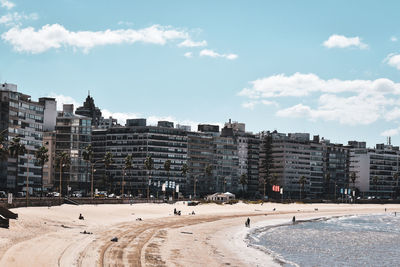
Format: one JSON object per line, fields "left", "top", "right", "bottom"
{"left": 103, "top": 152, "right": 114, "bottom": 193}
{"left": 144, "top": 156, "right": 154, "bottom": 199}
{"left": 55, "top": 151, "right": 70, "bottom": 198}
{"left": 164, "top": 159, "right": 171, "bottom": 197}
{"left": 122, "top": 154, "right": 133, "bottom": 196}
{"left": 239, "top": 173, "right": 248, "bottom": 193}
{"left": 260, "top": 132, "right": 273, "bottom": 196}
{"left": 299, "top": 175, "right": 307, "bottom": 200}
{"left": 9, "top": 137, "right": 27, "bottom": 192}
{"left": 181, "top": 163, "right": 188, "bottom": 177}
{"left": 82, "top": 145, "right": 93, "bottom": 195}
{"left": 34, "top": 146, "right": 49, "bottom": 195}
{"left": 0, "top": 133, "right": 8, "bottom": 162}
{"left": 204, "top": 164, "right": 212, "bottom": 194}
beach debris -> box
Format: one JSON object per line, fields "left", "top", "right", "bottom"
{"left": 79, "top": 213, "right": 84, "bottom": 220}
{"left": 136, "top": 218, "right": 142, "bottom": 221}
{"left": 111, "top": 237, "right": 118, "bottom": 242}
{"left": 61, "top": 224, "right": 71, "bottom": 228}
{"left": 80, "top": 230, "right": 93, "bottom": 235}
{"left": 181, "top": 231, "right": 193, "bottom": 234}
{"left": 314, "top": 208, "right": 318, "bottom": 211}
{"left": 273, "top": 208, "right": 276, "bottom": 211}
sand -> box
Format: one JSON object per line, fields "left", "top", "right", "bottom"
{"left": 0, "top": 202, "right": 398, "bottom": 267}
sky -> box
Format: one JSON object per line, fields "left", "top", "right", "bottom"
{"left": 1, "top": 0, "right": 400, "bottom": 147}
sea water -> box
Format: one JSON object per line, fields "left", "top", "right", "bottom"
{"left": 248, "top": 213, "right": 400, "bottom": 267}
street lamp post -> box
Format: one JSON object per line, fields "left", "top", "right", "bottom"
{"left": 91, "top": 159, "right": 103, "bottom": 199}
{"left": 193, "top": 176, "right": 198, "bottom": 199}
{"left": 122, "top": 169, "right": 126, "bottom": 198}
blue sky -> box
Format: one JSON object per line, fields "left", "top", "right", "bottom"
{"left": 1, "top": 0, "right": 400, "bottom": 147}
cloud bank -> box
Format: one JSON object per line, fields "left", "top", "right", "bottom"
{"left": 323, "top": 34, "right": 368, "bottom": 49}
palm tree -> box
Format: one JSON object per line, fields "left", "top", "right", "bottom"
{"left": 103, "top": 152, "right": 114, "bottom": 193}
{"left": 204, "top": 164, "right": 212, "bottom": 194}
{"left": 34, "top": 146, "right": 49, "bottom": 196}
{"left": 164, "top": 159, "right": 171, "bottom": 198}
{"left": 372, "top": 175, "right": 379, "bottom": 197}
{"left": 239, "top": 173, "right": 248, "bottom": 194}
{"left": 82, "top": 145, "right": 93, "bottom": 196}
{"left": 55, "top": 152, "right": 70, "bottom": 198}
{"left": 299, "top": 176, "right": 307, "bottom": 200}
{"left": 123, "top": 154, "right": 133, "bottom": 196}
{"left": 8, "top": 137, "right": 27, "bottom": 193}
{"left": 0, "top": 133, "right": 8, "bottom": 162}
{"left": 144, "top": 156, "right": 154, "bottom": 200}
{"left": 350, "top": 172, "right": 357, "bottom": 190}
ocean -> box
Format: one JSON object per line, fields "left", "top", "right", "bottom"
{"left": 247, "top": 213, "right": 400, "bottom": 267}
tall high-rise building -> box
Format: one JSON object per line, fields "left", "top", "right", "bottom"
{"left": 75, "top": 93, "right": 102, "bottom": 126}
{"left": 0, "top": 83, "right": 56, "bottom": 193}
{"left": 55, "top": 104, "right": 92, "bottom": 194}
{"left": 92, "top": 119, "right": 188, "bottom": 196}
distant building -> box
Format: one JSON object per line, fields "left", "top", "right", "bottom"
{"left": 0, "top": 83, "right": 56, "bottom": 193}
{"left": 259, "top": 131, "right": 349, "bottom": 199}
{"left": 55, "top": 104, "right": 92, "bottom": 194}
{"left": 92, "top": 121, "right": 187, "bottom": 196}
{"left": 98, "top": 116, "right": 119, "bottom": 129}
{"left": 349, "top": 141, "right": 399, "bottom": 198}
{"left": 42, "top": 131, "right": 56, "bottom": 190}
{"left": 75, "top": 93, "right": 102, "bottom": 126}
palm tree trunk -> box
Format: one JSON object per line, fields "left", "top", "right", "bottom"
{"left": 14, "top": 154, "right": 19, "bottom": 194}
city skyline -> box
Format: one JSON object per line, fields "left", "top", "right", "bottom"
{"left": 2, "top": 1, "right": 400, "bottom": 147}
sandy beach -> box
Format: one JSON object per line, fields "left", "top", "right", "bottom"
{"left": 0, "top": 202, "right": 399, "bottom": 267}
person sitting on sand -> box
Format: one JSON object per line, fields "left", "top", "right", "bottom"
{"left": 79, "top": 213, "right": 84, "bottom": 220}
{"left": 174, "top": 208, "right": 177, "bottom": 215}
{"left": 191, "top": 211, "right": 195, "bottom": 215}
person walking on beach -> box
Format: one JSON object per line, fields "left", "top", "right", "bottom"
{"left": 246, "top": 217, "right": 250, "bottom": 228}
{"left": 292, "top": 216, "right": 296, "bottom": 224}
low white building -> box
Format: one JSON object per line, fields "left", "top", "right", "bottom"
{"left": 206, "top": 192, "right": 236, "bottom": 202}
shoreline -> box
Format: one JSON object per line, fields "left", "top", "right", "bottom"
{"left": 0, "top": 202, "right": 399, "bottom": 266}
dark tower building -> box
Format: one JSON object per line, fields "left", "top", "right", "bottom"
{"left": 75, "top": 92, "right": 102, "bottom": 126}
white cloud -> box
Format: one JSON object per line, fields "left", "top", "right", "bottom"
{"left": 199, "top": 49, "right": 238, "bottom": 60}
{"left": 47, "top": 93, "right": 80, "bottom": 111}
{"left": 178, "top": 39, "right": 207, "bottom": 47}
{"left": 1, "top": 24, "right": 191, "bottom": 54}
{"left": 0, "top": 12, "right": 38, "bottom": 27}
{"left": 391, "top": 36, "right": 398, "bottom": 42}
{"left": 323, "top": 34, "right": 368, "bottom": 49}
{"left": 381, "top": 127, "right": 400, "bottom": 137}
{"left": 0, "top": 0, "right": 15, "bottom": 9}
{"left": 101, "top": 109, "right": 141, "bottom": 125}
{"left": 239, "top": 72, "right": 400, "bottom": 125}
{"left": 117, "top": 21, "right": 134, "bottom": 27}
{"left": 238, "top": 72, "right": 400, "bottom": 99}
{"left": 385, "top": 53, "right": 400, "bottom": 70}
{"left": 184, "top": 52, "right": 193, "bottom": 58}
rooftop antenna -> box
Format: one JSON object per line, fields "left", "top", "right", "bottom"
{"left": 88, "top": 90, "right": 90, "bottom": 96}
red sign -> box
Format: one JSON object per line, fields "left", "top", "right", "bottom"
{"left": 272, "top": 185, "right": 280, "bottom": 192}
